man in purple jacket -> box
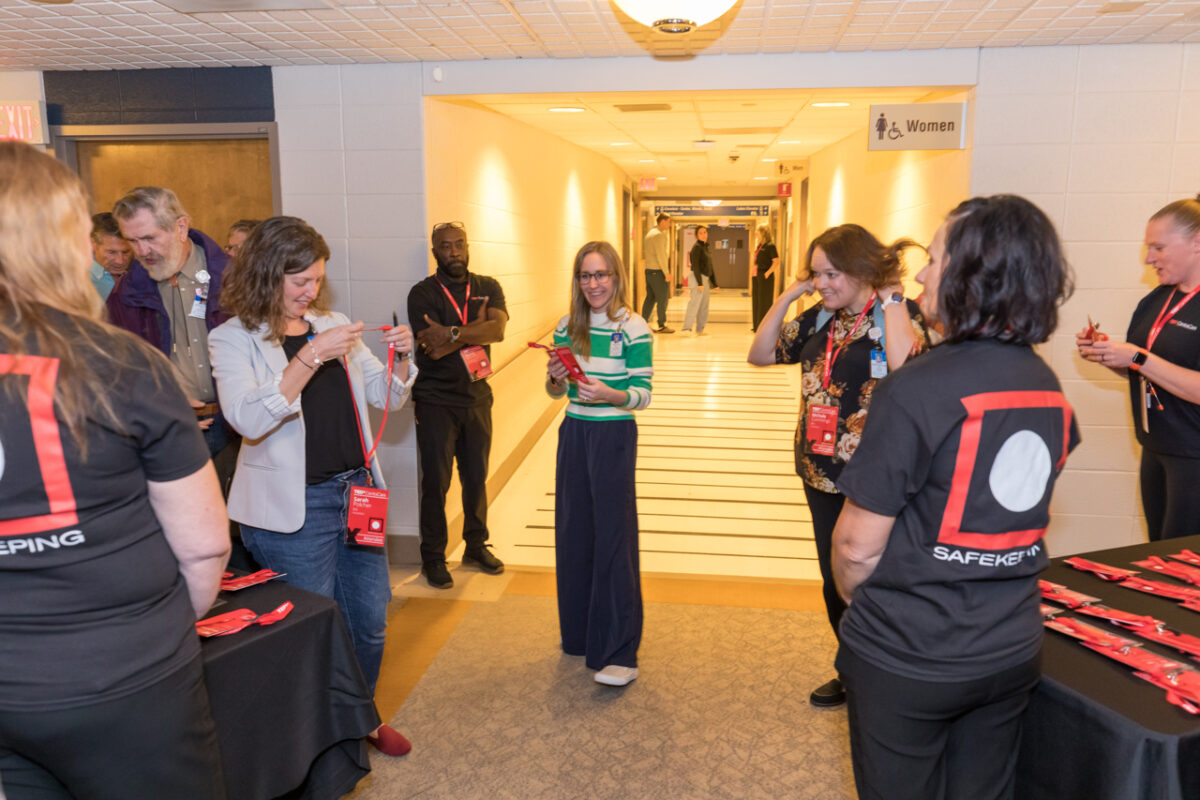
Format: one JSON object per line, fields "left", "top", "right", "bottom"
{"left": 108, "top": 186, "right": 232, "bottom": 458}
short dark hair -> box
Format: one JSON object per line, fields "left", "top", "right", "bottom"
{"left": 695, "top": 225, "right": 708, "bottom": 234}
{"left": 656, "top": 213, "right": 670, "bottom": 224}
{"left": 220, "top": 216, "right": 332, "bottom": 342}
{"left": 228, "top": 218, "right": 261, "bottom": 237}
{"left": 90, "top": 212, "right": 121, "bottom": 243}
{"left": 939, "top": 195, "right": 1073, "bottom": 345}
{"left": 804, "top": 223, "right": 918, "bottom": 289}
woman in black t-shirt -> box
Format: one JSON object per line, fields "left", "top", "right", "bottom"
{"left": 0, "top": 142, "right": 230, "bottom": 799}
{"left": 210, "top": 216, "right": 416, "bottom": 757}
{"left": 833, "top": 195, "right": 1077, "bottom": 800}
{"left": 1077, "top": 196, "right": 1200, "bottom": 540}
{"left": 748, "top": 223, "right": 930, "bottom": 708}
{"left": 750, "top": 225, "right": 779, "bottom": 331}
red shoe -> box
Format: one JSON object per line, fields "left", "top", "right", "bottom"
{"left": 367, "top": 724, "right": 412, "bottom": 756}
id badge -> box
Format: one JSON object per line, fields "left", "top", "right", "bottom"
{"left": 609, "top": 332, "right": 623, "bottom": 358}
{"left": 804, "top": 401, "right": 839, "bottom": 457}
{"left": 459, "top": 344, "right": 493, "bottom": 381}
{"left": 870, "top": 348, "right": 887, "bottom": 379}
{"left": 348, "top": 485, "right": 389, "bottom": 547}
{"left": 188, "top": 291, "right": 207, "bottom": 319}
{"left": 1140, "top": 376, "right": 1151, "bottom": 434}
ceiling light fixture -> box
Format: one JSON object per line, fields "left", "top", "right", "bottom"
{"left": 549, "top": 106, "right": 585, "bottom": 113}
{"left": 699, "top": 199, "right": 722, "bottom": 207}
{"left": 753, "top": 177, "right": 769, "bottom": 180}
{"left": 761, "top": 158, "right": 777, "bottom": 162}
{"left": 610, "top": 142, "right": 632, "bottom": 147}
{"left": 812, "top": 102, "right": 850, "bottom": 108}
{"left": 612, "top": 0, "right": 737, "bottom": 34}
{"left": 638, "top": 159, "right": 655, "bottom": 163}
{"left": 693, "top": 139, "right": 716, "bottom": 149}
{"left": 778, "top": 140, "right": 803, "bottom": 144}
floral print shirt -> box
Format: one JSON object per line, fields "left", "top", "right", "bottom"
{"left": 775, "top": 299, "right": 931, "bottom": 493}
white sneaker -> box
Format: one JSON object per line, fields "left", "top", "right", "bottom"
{"left": 594, "top": 665, "right": 638, "bottom": 686}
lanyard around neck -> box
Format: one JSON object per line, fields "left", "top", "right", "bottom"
{"left": 435, "top": 277, "right": 470, "bottom": 325}
{"left": 1147, "top": 285, "right": 1200, "bottom": 351}
{"left": 821, "top": 297, "right": 875, "bottom": 390}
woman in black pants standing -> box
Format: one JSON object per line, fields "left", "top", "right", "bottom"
{"left": 1078, "top": 195, "right": 1200, "bottom": 540}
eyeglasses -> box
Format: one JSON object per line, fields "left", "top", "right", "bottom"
{"left": 578, "top": 271, "right": 614, "bottom": 284}
{"left": 431, "top": 221, "right": 466, "bottom": 237}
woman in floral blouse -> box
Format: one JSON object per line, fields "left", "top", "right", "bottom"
{"left": 748, "top": 223, "right": 932, "bottom": 708}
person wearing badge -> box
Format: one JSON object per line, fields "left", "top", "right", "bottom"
{"left": 545, "top": 241, "right": 653, "bottom": 687}
{"left": 748, "top": 223, "right": 931, "bottom": 708}
{"left": 208, "top": 216, "right": 416, "bottom": 756}
{"left": 1078, "top": 196, "right": 1200, "bottom": 540}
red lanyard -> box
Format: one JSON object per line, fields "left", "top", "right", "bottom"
{"left": 821, "top": 297, "right": 875, "bottom": 389}
{"left": 436, "top": 278, "right": 470, "bottom": 325}
{"left": 1147, "top": 285, "right": 1200, "bottom": 351}
{"left": 342, "top": 343, "right": 396, "bottom": 485}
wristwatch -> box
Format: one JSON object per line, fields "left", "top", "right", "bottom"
{"left": 1130, "top": 350, "right": 1148, "bottom": 371}
{"left": 882, "top": 291, "right": 904, "bottom": 308}
{"left": 449, "top": 325, "right": 461, "bottom": 343}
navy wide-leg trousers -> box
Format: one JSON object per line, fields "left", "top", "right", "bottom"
{"left": 555, "top": 416, "right": 643, "bottom": 671}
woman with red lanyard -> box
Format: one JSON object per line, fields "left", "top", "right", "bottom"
{"left": 210, "top": 216, "right": 417, "bottom": 755}
{"left": 1078, "top": 196, "right": 1200, "bottom": 540}
{"left": 748, "top": 223, "right": 931, "bottom": 707}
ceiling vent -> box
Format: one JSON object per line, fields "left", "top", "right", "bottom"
{"left": 159, "top": 0, "right": 331, "bottom": 12}
{"left": 615, "top": 103, "right": 673, "bottom": 113}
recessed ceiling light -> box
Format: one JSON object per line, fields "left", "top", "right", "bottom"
{"left": 779, "top": 140, "right": 803, "bottom": 144}
{"left": 753, "top": 177, "right": 769, "bottom": 180}
{"left": 638, "top": 159, "right": 655, "bottom": 163}
{"left": 611, "top": 142, "right": 632, "bottom": 147}
{"left": 549, "top": 106, "right": 585, "bottom": 113}
{"left": 699, "top": 199, "right": 722, "bottom": 206}
{"left": 812, "top": 102, "right": 850, "bottom": 108}
{"left": 657, "top": 176, "right": 668, "bottom": 180}
{"left": 693, "top": 139, "right": 716, "bottom": 149}
{"left": 762, "top": 158, "right": 777, "bottom": 162}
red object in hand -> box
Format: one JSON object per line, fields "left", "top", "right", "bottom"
{"left": 1085, "top": 316, "right": 1110, "bottom": 342}
{"left": 528, "top": 342, "right": 587, "bottom": 381}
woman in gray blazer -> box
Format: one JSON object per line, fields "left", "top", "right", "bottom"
{"left": 209, "top": 216, "right": 416, "bottom": 757}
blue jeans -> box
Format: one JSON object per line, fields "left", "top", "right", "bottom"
{"left": 239, "top": 467, "right": 391, "bottom": 693}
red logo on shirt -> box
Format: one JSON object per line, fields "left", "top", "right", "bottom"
{"left": 0, "top": 355, "right": 78, "bottom": 536}
{"left": 938, "top": 390, "right": 1072, "bottom": 551}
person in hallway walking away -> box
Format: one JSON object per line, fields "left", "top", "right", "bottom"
{"left": 408, "top": 221, "right": 509, "bottom": 589}
{"left": 545, "top": 241, "right": 653, "bottom": 687}
{"left": 682, "top": 225, "right": 717, "bottom": 335}
{"left": 641, "top": 212, "right": 675, "bottom": 333}
{"left": 748, "top": 223, "right": 931, "bottom": 708}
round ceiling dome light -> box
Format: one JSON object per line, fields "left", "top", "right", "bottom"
{"left": 612, "top": 1, "right": 737, "bottom": 33}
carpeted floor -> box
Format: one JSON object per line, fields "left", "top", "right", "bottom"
{"left": 349, "top": 595, "right": 855, "bottom": 800}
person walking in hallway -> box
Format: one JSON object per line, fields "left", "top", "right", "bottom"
{"left": 682, "top": 225, "right": 717, "bottom": 335}
{"left": 641, "top": 212, "right": 674, "bottom": 333}
{"left": 545, "top": 241, "right": 652, "bottom": 687}
{"left": 751, "top": 225, "right": 779, "bottom": 332}
{"left": 408, "top": 222, "right": 509, "bottom": 589}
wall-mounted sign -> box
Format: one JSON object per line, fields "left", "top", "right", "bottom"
{"left": 0, "top": 102, "right": 48, "bottom": 145}
{"left": 654, "top": 204, "right": 770, "bottom": 217}
{"left": 638, "top": 177, "right": 657, "bottom": 191}
{"left": 777, "top": 183, "right": 792, "bottom": 198}
{"left": 868, "top": 103, "right": 966, "bottom": 151}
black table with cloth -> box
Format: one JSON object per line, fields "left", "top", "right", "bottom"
{"left": 200, "top": 580, "right": 380, "bottom": 800}
{"left": 1016, "top": 534, "right": 1200, "bottom": 800}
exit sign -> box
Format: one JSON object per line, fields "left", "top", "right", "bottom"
{"left": 0, "top": 103, "right": 48, "bottom": 144}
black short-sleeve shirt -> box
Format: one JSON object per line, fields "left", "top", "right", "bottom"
{"left": 1126, "top": 285, "right": 1200, "bottom": 456}
{"left": 776, "top": 299, "right": 930, "bottom": 493}
{"left": 0, "top": 313, "right": 210, "bottom": 711}
{"left": 754, "top": 243, "right": 778, "bottom": 274}
{"left": 836, "top": 339, "right": 1079, "bottom": 681}
{"left": 408, "top": 271, "right": 507, "bottom": 407}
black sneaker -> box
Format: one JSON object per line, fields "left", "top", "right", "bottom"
{"left": 809, "top": 677, "right": 846, "bottom": 707}
{"left": 422, "top": 560, "right": 453, "bottom": 589}
{"left": 655, "top": 325, "right": 675, "bottom": 334}
{"left": 462, "top": 544, "right": 505, "bottom": 574}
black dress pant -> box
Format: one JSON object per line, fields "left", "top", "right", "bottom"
{"left": 415, "top": 398, "right": 493, "bottom": 563}
{"left": 0, "top": 655, "right": 225, "bottom": 800}
{"left": 1139, "top": 448, "right": 1200, "bottom": 540}
{"left": 836, "top": 645, "right": 1040, "bottom": 800}
{"left": 751, "top": 273, "right": 774, "bottom": 331}
{"left": 803, "top": 483, "right": 848, "bottom": 637}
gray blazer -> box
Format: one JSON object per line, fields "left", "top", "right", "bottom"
{"left": 209, "top": 310, "right": 416, "bottom": 532}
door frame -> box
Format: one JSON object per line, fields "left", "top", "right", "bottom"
{"left": 51, "top": 122, "right": 282, "bottom": 217}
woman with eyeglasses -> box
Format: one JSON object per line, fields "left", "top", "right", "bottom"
{"left": 209, "top": 216, "right": 416, "bottom": 756}
{"left": 545, "top": 241, "right": 653, "bottom": 687}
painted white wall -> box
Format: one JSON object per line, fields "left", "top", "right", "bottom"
{"left": 273, "top": 63, "right": 427, "bottom": 557}
{"left": 971, "top": 43, "right": 1200, "bottom": 555}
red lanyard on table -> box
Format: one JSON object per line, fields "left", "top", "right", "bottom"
{"left": 343, "top": 343, "right": 396, "bottom": 486}
{"left": 821, "top": 297, "right": 875, "bottom": 390}
{"left": 436, "top": 278, "right": 471, "bottom": 325}
{"left": 1148, "top": 285, "right": 1200, "bottom": 351}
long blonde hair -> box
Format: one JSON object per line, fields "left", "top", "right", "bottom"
{"left": 567, "top": 241, "right": 632, "bottom": 357}
{"left": 0, "top": 141, "right": 149, "bottom": 448}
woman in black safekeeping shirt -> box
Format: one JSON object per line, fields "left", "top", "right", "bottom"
{"left": 1078, "top": 196, "right": 1200, "bottom": 541}
{"left": 748, "top": 224, "right": 930, "bottom": 708}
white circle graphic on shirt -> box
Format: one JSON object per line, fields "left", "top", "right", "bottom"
{"left": 988, "top": 429, "right": 1052, "bottom": 513}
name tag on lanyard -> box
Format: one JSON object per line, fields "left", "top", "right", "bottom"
{"left": 348, "top": 485, "right": 389, "bottom": 547}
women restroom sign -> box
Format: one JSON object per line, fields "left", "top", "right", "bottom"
{"left": 0, "top": 102, "right": 48, "bottom": 145}
{"left": 868, "top": 103, "right": 966, "bottom": 151}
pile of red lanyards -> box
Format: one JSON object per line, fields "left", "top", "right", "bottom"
{"left": 1041, "top": 549, "right": 1200, "bottom": 714}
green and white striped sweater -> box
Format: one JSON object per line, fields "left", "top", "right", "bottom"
{"left": 552, "top": 309, "right": 653, "bottom": 421}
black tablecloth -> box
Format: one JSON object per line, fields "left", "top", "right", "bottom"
{"left": 201, "top": 581, "right": 380, "bottom": 800}
{"left": 1017, "top": 535, "right": 1200, "bottom": 800}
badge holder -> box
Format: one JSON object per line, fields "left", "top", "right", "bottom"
{"left": 344, "top": 341, "right": 396, "bottom": 548}
{"left": 803, "top": 397, "right": 840, "bottom": 457}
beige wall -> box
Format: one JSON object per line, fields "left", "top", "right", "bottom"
{"left": 972, "top": 43, "right": 1200, "bottom": 556}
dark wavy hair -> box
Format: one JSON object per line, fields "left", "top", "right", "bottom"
{"left": 938, "top": 195, "right": 1073, "bottom": 345}
{"left": 220, "top": 216, "right": 331, "bottom": 342}
{"left": 803, "top": 223, "right": 919, "bottom": 289}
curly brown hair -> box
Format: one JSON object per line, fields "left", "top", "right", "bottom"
{"left": 220, "top": 216, "right": 331, "bottom": 342}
